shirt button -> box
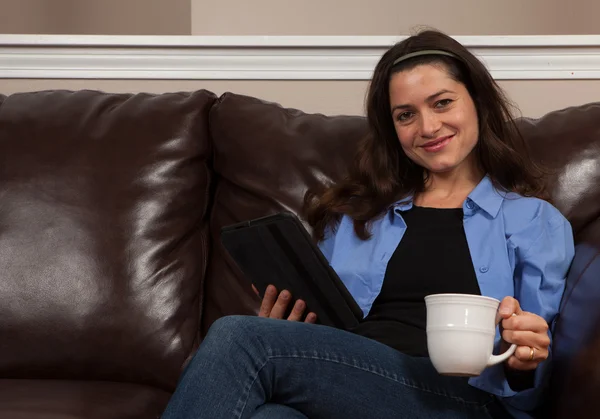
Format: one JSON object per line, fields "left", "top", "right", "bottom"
{"left": 479, "top": 266, "right": 489, "bottom": 273}
{"left": 466, "top": 200, "right": 474, "bottom": 209}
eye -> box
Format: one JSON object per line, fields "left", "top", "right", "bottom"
{"left": 435, "top": 99, "right": 453, "bottom": 108}
{"left": 396, "top": 111, "right": 414, "bottom": 122}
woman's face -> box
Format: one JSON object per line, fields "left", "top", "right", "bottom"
{"left": 389, "top": 64, "right": 479, "bottom": 175}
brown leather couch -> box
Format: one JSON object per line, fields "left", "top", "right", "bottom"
{"left": 0, "top": 89, "right": 598, "bottom": 418}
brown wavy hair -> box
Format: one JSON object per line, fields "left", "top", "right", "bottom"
{"left": 304, "top": 29, "right": 546, "bottom": 242}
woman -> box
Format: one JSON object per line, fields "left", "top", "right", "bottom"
{"left": 162, "top": 30, "right": 574, "bottom": 419}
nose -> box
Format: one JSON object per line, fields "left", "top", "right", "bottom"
{"left": 419, "top": 110, "right": 442, "bottom": 138}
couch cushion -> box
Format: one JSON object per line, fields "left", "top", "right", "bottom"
{"left": 516, "top": 102, "right": 600, "bottom": 237}
{"left": 0, "top": 89, "right": 216, "bottom": 390}
{"left": 0, "top": 379, "right": 171, "bottom": 419}
{"left": 204, "top": 93, "right": 368, "bottom": 334}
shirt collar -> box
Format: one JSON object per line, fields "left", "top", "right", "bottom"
{"left": 391, "top": 175, "right": 505, "bottom": 218}
{"left": 466, "top": 175, "right": 505, "bottom": 218}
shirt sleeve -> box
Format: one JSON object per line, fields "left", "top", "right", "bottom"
{"left": 469, "top": 206, "right": 575, "bottom": 413}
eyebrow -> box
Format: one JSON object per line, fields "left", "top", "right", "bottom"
{"left": 391, "top": 89, "right": 455, "bottom": 113}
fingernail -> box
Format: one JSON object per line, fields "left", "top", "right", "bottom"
{"left": 500, "top": 307, "right": 511, "bottom": 315}
{"left": 281, "top": 291, "right": 289, "bottom": 300}
{"left": 296, "top": 301, "right": 305, "bottom": 310}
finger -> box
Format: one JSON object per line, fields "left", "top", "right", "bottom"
{"left": 513, "top": 345, "right": 548, "bottom": 363}
{"left": 304, "top": 312, "right": 317, "bottom": 324}
{"left": 251, "top": 284, "right": 259, "bottom": 297}
{"left": 269, "top": 290, "right": 292, "bottom": 319}
{"left": 498, "top": 296, "right": 522, "bottom": 320}
{"left": 502, "top": 329, "right": 550, "bottom": 349}
{"left": 287, "top": 299, "right": 306, "bottom": 322}
{"left": 502, "top": 312, "right": 549, "bottom": 334}
{"left": 507, "top": 356, "right": 541, "bottom": 371}
{"left": 258, "top": 285, "right": 278, "bottom": 318}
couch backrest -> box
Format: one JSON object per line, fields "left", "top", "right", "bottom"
{"left": 202, "top": 93, "right": 369, "bottom": 334}
{"left": 0, "top": 89, "right": 216, "bottom": 391}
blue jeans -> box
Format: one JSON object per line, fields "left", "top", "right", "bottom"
{"left": 162, "top": 316, "right": 511, "bottom": 419}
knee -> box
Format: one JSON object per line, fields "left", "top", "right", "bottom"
{"left": 176, "top": 316, "right": 263, "bottom": 385}
{"left": 204, "top": 315, "right": 259, "bottom": 348}
{"left": 182, "top": 316, "right": 258, "bottom": 372}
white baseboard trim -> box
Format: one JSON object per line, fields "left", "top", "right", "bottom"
{"left": 1, "top": 34, "right": 600, "bottom": 80}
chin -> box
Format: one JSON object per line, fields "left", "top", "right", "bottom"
{"left": 425, "top": 162, "right": 457, "bottom": 173}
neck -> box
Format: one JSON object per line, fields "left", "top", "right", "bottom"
{"left": 427, "top": 168, "right": 482, "bottom": 195}
{"left": 415, "top": 161, "right": 484, "bottom": 208}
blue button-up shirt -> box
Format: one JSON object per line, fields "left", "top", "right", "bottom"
{"left": 318, "top": 176, "right": 574, "bottom": 418}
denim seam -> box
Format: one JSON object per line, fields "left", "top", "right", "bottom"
{"left": 268, "top": 353, "right": 493, "bottom": 408}
{"left": 234, "top": 359, "right": 269, "bottom": 418}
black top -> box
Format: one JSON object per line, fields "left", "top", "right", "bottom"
{"left": 352, "top": 205, "right": 481, "bottom": 356}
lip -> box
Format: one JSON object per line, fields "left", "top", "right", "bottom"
{"left": 420, "top": 135, "right": 454, "bottom": 152}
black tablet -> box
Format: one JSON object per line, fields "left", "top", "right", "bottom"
{"left": 220, "top": 212, "right": 363, "bottom": 330}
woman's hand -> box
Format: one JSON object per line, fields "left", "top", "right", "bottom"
{"left": 498, "top": 296, "right": 550, "bottom": 371}
{"left": 253, "top": 284, "right": 317, "bottom": 323}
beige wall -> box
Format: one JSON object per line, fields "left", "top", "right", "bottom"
{"left": 0, "top": 0, "right": 191, "bottom": 35}
{"left": 1, "top": 0, "right": 597, "bottom": 36}
{"left": 0, "top": 0, "right": 598, "bottom": 119}
{"left": 1, "top": 79, "right": 599, "bottom": 119}
{"left": 192, "top": 0, "right": 597, "bottom": 35}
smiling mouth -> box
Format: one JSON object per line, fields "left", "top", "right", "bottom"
{"left": 420, "top": 135, "right": 454, "bottom": 152}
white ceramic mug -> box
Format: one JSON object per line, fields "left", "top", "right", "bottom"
{"left": 424, "top": 293, "right": 517, "bottom": 377}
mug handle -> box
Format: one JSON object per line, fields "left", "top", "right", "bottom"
{"left": 486, "top": 343, "right": 517, "bottom": 366}
{"left": 486, "top": 312, "right": 517, "bottom": 367}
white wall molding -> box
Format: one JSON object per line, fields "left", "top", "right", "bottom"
{"left": 1, "top": 34, "right": 600, "bottom": 80}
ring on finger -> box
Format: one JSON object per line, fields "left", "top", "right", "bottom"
{"left": 528, "top": 347, "right": 535, "bottom": 361}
